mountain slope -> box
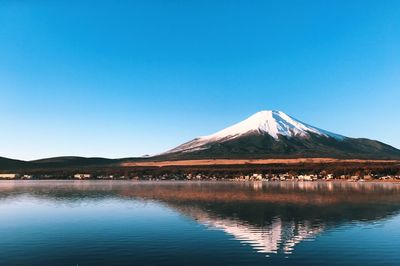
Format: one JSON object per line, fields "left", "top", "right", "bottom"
{"left": 0, "top": 156, "right": 130, "bottom": 171}
{"left": 159, "top": 110, "right": 400, "bottom": 160}
{"left": 30, "top": 156, "right": 118, "bottom": 168}
{"left": 0, "top": 157, "right": 30, "bottom": 170}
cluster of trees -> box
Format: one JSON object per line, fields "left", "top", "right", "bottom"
{"left": 13, "top": 161, "right": 400, "bottom": 179}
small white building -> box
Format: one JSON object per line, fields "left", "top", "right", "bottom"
{"left": 0, "top": 173, "right": 19, "bottom": 179}
{"left": 73, "top": 173, "right": 91, "bottom": 179}
{"left": 252, "top": 173, "right": 263, "bottom": 180}
{"left": 299, "top": 175, "right": 313, "bottom": 181}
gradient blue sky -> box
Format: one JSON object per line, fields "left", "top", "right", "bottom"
{"left": 1, "top": 0, "right": 399, "bottom": 160}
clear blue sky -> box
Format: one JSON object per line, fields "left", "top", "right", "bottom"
{"left": 1, "top": 0, "right": 399, "bottom": 160}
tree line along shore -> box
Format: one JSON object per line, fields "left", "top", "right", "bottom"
{"left": 0, "top": 161, "right": 399, "bottom": 181}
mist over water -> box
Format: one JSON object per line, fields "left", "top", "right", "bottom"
{"left": 1, "top": 181, "right": 400, "bottom": 265}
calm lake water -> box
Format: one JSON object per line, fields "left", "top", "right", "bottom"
{"left": 1, "top": 181, "right": 400, "bottom": 265}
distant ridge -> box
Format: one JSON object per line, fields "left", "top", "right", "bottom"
{"left": 0, "top": 156, "right": 134, "bottom": 171}
{"left": 0, "top": 157, "right": 30, "bottom": 170}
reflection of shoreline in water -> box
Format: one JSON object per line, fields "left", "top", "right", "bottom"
{"left": 1, "top": 181, "right": 400, "bottom": 205}
{"left": 1, "top": 181, "right": 400, "bottom": 256}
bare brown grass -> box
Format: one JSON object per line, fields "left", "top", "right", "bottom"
{"left": 121, "top": 158, "right": 400, "bottom": 167}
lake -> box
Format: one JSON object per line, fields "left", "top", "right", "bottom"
{"left": 1, "top": 181, "right": 400, "bottom": 265}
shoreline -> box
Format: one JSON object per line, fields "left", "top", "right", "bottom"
{"left": 121, "top": 158, "right": 400, "bottom": 167}
{"left": 1, "top": 179, "right": 400, "bottom": 183}
{"left": 2, "top": 158, "right": 399, "bottom": 181}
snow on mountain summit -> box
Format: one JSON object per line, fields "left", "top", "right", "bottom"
{"left": 200, "top": 110, "right": 344, "bottom": 141}
{"left": 165, "top": 110, "right": 345, "bottom": 154}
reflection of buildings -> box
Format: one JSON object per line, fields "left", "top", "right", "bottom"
{"left": 177, "top": 206, "right": 324, "bottom": 255}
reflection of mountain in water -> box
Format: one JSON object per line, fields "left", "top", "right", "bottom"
{"left": 179, "top": 205, "right": 324, "bottom": 254}
{"left": 1, "top": 181, "right": 400, "bottom": 255}
{"left": 170, "top": 197, "right": 400, "bottom": 255}
{"left": 206, "top": 217, "right": 323, "bottom": 254}
{"left": 157, "top": 182, "right": 400, "bottom": 255}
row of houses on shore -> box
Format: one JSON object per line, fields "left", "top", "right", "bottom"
{"left": 0, "top": 174, "right": 33, "bottom": 179}
{"left": 1, "top": 172, "right": 400, "bottom": 181}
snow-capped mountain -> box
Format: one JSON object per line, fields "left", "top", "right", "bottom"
{"left": 167, "top": 110, "right": 344, "bottom": 154}
{"left": 160, "top": 110, "right": 400, "bottom": 160}
{"left": 199, "top": 110, "right": 343, "bottom": 141}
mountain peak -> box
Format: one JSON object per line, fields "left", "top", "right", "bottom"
{"left": 164, "top": 110, "right": 345, "bottom": 155}
{"left": 159, "top": 110, "right": 400, "bottom": 160}
{"left": 200, "top": 110, "right": 343, "bottom": 141}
